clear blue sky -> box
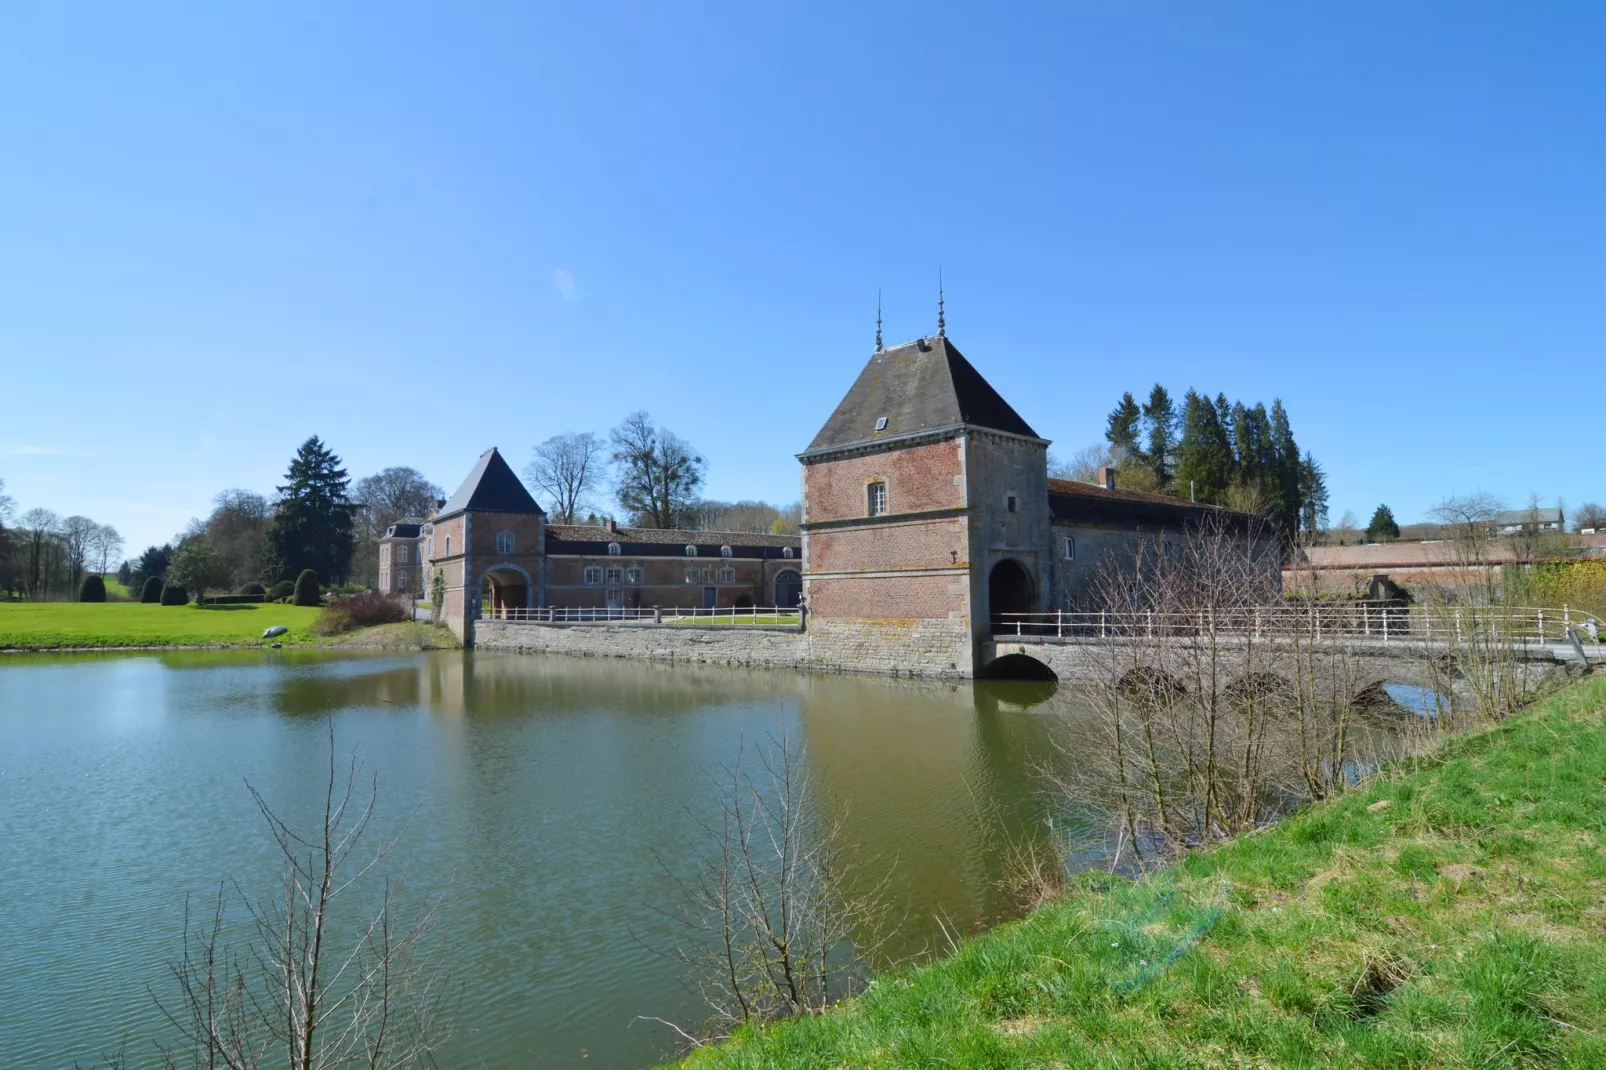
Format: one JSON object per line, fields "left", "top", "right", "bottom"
{"left": 2, "top": 3, "right": 1601, "bottom": 554}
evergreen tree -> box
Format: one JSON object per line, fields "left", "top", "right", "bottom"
{"left": 268, "top": 436, "right": 356, "bottom": 583}
{"left": 1140, "top": 384, "right": 1178, "bottom": 489}
{"left": 79, "top": 574, "right": 106, "bottom": 602}
{"left": 1173, "top": 390, "right": 1234, "bottom": 504}
{"left": 1269, "top": 400, "right": 1301, "bottom": 539}
{"left": 1104, "top": 392, "right": 1142, "bottom": 459}
{"left": 1298, "top": 451, "right": 1329, "bottom": 537}
{"left": 1214, "top": 393, "right": 1236, "bottom": 479}
{"left": 1366, "top": 504, "right": 1401, "bottom": 542}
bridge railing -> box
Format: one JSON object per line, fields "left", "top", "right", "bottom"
{"left": 991, "top": 605, "right": 1605, "bottom": 647}
{"left": 484, "top": 605, "right": 802, "bottom": 627}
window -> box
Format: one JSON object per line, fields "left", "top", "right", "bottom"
{"left": 1006, "top": 495, "right": 1017, "bottom": 514}
{"left": 782, "top": 546, "right": 794, "bottom": 558}
{"left": 867, "top": 481, "right": 887, "bottom": 517}
{"left": 396, "top": 545, "right": 409, "bottom": 564}
{"left": 607, "top": 542, "right": 621, "bottom": 556}
{"left": 684, "top": 567, "right": 699, "bottom": 583}
{"left": 380, "top": 544, "right": 390, "bottom": 565}
{"left": 702, "top": 567, "right": 716, "bottom": 584}
{"left": 1061, "top": 535, "right": 1076, "bottom": 561}
{"left": 496, "top": 531, "right": 514, "bottom": 554}
{"left": 720, "top": 545, "right": 732, "bottom": 558}
{"left": 605, "top": 566, "right": 622, "bottom": 585}
{"left": 396, "top": 572, "right": 408, "bottom": 591}
{"left": 625, "top": 567, "right": 644, "bottom": 584}
{"left": 584, "top": 566, "right": 603, "bottom": 585}
{"left": 874, "top": 416, "right": 888, "bottom": 432}
{"left": 685, "top": 544, "right": 698, "bottom": 557}
{"left": 719, "top": 567, "right": 735, "bottom": 584}
{"left": 445, "top": 536, "right": 451, "bottom": 556}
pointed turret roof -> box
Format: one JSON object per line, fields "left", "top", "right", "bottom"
{"left": 435, "top": 447, "right": 544, "bottom": 520}
{"left": 801, "top": 335, "right": 1041, "bottom": 458}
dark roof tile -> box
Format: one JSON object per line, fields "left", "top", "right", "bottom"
{"left": 436, "top": 448, "right": 543, "bottom": 519}
{"left": 545, "top": 524, "right": 799, "bottom": 548}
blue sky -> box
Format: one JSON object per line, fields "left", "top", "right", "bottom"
{"left": 2, "top": 2, "right": 1601, "bottom": 553}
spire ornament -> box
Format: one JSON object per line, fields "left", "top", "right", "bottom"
{"left": 875, "top": 289, "right": 884, "bottom": 352}
{"left": 937, "top": 269, "right": 946, "bottom": 338}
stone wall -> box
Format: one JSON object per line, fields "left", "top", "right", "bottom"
{"left": 474, "top": 615, "right": 975, "bottom": 678}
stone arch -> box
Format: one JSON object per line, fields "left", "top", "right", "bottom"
{"left": 774, "top": 569, "right": 802, "bottom": 608}
{"left": 479, "top": 563, "right": 533, "bottom": 618}
{"left": 988, "top": 558, "right": 1034, "bottom": 629}
{"left": 979, "top": 652, "right": 1058, "bottom": 681}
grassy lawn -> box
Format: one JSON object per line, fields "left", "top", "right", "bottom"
{"left": 0, "top": 601, "right": 325, "bottom": 649}
{"left": 676, "top": 675, "right": 1606, "bottom": 1068}
{"left": 101, "top": 573, "right": 134, "bottom": 599}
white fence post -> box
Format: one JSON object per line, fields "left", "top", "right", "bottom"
{"left": 1100, "top": 611, "right": 1107, "bottom": 639}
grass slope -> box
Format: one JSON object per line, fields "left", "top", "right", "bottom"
{"left": 678, "top": 676, "right": 1606, "bottom": 1069}
{"left": 0, "top": 601, "right": 324, "bottom": 649}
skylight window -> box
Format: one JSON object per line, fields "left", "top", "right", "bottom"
{"left": 874, "top": 416, "right": 888, "bottom": 432}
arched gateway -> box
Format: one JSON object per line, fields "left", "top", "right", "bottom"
{"left": 988, "top": 558, "right": 1034, "bottom": 629}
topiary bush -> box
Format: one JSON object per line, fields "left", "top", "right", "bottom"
{"left": 140, "top": 576, "right": 164, "bottom": 603}
{"left": 239, "top": 581, "right": 267, "bottom": 596}
{"left": 292, "top": 569, "right": 320, "bottom": 607}
{"left": 266, "top": 580, "right": 295, "bottom": 601}
{"left": 79, "top": 575, "right": 107, "bottom": 602}
{"left": 313, "top": 592, "right": 410, "bottom": 635}
{"left": 160, "top": 582, "right": 189, "bottom": 606}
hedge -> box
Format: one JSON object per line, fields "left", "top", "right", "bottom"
{"left": 199, "top": 594, "right": 267, "bottom": 605}
{"left": 292, "top": 570, "right": 320, "bottom": 607}
{"left": 140, "top": 576, "right": 164, "bottom": 603}
{"left": 79, "top": 575, "right": 107, "bottom": 602}
{"left": 160, "top": 583, "right": 189, "bottom": 606}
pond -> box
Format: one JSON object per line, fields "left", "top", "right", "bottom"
{"left": 0, "top": 650, "right": 1094, "bottom": 1068}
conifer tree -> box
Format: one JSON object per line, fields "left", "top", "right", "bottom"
{"left": 1366, "top": 504, "right": 1401, "bottom": 542}
{"left": 1104, "top": 392, "right": 1142, "bottom": 459}
{"left": 268, "top": 436, "right": 356, "bottom": 583}
{"left": 1173, "top": 390, "right": 1234, "bottom": 504}
{"left": 1140, "top": 384, "right": 1178, "bottom": 489}
{"left": 1298, "top": 451, "right": 1329, "bottom": 537}
{"left": 1269, "top": 400, "right": 1301, "bottom": 539}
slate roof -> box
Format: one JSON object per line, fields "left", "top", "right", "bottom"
{"left": 435, "top": 448, "right": 544, "bottom": 520}
{"left": 1047, "top": 477, "right": 1250, "bottom": 527}
{"left": 545, "top": 524, "right": 800, "bottom": 549}
{"left": 382, "top": 521, "right": 424, "bottom": 540}
{"left": 802, "top": 335, "right": 1040, "bottom": 457}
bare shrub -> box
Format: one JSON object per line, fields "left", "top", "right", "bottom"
{"left": 315, "top": 593, "right": 409, "bottom": 636}
{"left": 647, "top": 729, "right": 889, "bottom": 1044}
{"left": 153, "top": 723, "right": 450, "bottom": 1068}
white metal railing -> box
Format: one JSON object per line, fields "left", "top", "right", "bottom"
{"left": 990, "top": 605, "right": 1605, "bottom": 647}
{"left": 484, "top": 605, "right": 802, "bottom": 627}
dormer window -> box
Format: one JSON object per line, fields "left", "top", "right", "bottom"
{"left": 607, "top": 542, "right": 621, "bottom": 556}
{"left": 685, "top": 545, "right": 698, "bottom": 557}
{"left": 874, "top": 416, "right": 888, "bottom": 432}
{"left": 496, "top": 531, "right": 514, "bottom": 554}
{"left": 720, "top": 545, "right": 732, "bottom": 558}
{"left": 867, "top": 481, "right": 887, "bottom": 517}
{"left": 782, "top": 546, "right": 794, "bottom": 559}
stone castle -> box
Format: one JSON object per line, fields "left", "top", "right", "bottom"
{"left": 382, "top": 329, "right": 1253, "bottom": 676}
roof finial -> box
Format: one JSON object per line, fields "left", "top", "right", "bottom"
{"left": 937, "top": 268, "right": 946, "bottom": 338}
{"left": 875, "top": 288, "right": 883, "bottom": 352}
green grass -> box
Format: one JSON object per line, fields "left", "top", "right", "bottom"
{"left": 0, "top": 601, "right": 325, "bottom": 649}
{"left": 100, "top": 573, "right": 133, "bottom": 599}
{"left": 675, "top": 675, "right": 1606, "bottom": 1068}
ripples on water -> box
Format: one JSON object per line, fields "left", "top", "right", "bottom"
{"left": 0, "top": 651, "right": 1097, "bottom": 1068}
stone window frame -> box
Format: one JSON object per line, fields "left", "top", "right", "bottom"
{"left": 584, "top": 565, "right": 603, "bottom": 585}
{"left": 607, "top": 542, "right": 621, "bottom": 556}
{"left": 1061, "top": 534, "right": 1076, "bottom": 562}
{"left": 396, "top": 544, "right": 409, "bottom": 564}
{"left": 625, "top": 566, "right": 644, "bottom": 584}
{"left": 380, "top": 544, "right": 391, "bottom": 565}
{"left": 684, "top": 566, "right": 699, "bottom": 584}
{"left": 701, "top": 567, "right": 717, "bottom": 584}
{"left": 496, "top": 531, "right": 515, "bottom": 554}
{"left": 782, "top": 546, "right": 794, "bottom": 559}
{"left": 867, "top": 480, "right": 888, "bottom": 517}
{"left": 604, "top": 566, "right": 623, "bottom": 585}
{"left": 685, "top": 544, "right": 698, "bottom": 557}
{"left": 719, "top": 566, "right": 735, "bottom": 584}
{"left": 720, "top": 545, "right": 732, "bottom": 558}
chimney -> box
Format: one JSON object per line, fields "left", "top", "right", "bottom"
{"left": 605, "top": 518, "right": 617, "bottom": 533}
{"left": 1097, "top": 466, "right": 1116, "bottom": 491}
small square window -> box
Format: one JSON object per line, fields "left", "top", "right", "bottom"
{"left": 874, "top": 416, "right": 888, "bottom": 432}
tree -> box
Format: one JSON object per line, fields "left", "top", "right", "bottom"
{"left": 168, "top": 540, "right": 234, "bottom": 604}
{"left": 1576, "top": 502, "right": 1606, "bottom": 532}
{"left": 269, "top": 437, "right": 357, "bottom": 583}
{"left": 1268, "top": 400, "right": 1302, "bottom": 540}
{"left": 160, "top": 581, "right": 189, "bottom": 606}
{"left": 1366, "top": 504, "right": 1401, "bottom": 542}
{"left": 79, "top": 574, "right": 106, "bottom": 602}
{"left": 1298, "top": 451, "right": 1329, "bottom": 538}
{"left": 1140, "top": 384, "right": 1178, "bottom": 489}
{"left": 130, "top": 543, "right": 174, "bottom": 599}
{"left": 18, "top": 508, "right": 59, "bottom": 600}
{"left": 1104, "top": 393, "right": 1142, "bottom": 457}
{"left": 0, "top": 476, "right": 14, "bottom": 522}
{"left": 116, "top": 560, "right": 133, "bottom": 587}
{"left": 1172, "top": 390, "right": 1234, "bottom": 504}
{"left": 525, "top": 432, "right": 605, "bottom": 524}
{"left": 350, "top": 467, "right": 443, "bottom": 584}
{"left": 140, "top": 575, "right": 164, "bottom": 603}
{"left": 610, "top": 412, "right": 706, "bottom": 528}
{"left": 91, "top": 524, "right": 124, "bottom": 578}
{"left": 203, "top": 489, "right": 273, "bottom": 587}
{"left": 61, "top": 515, "right": 98, "bottom": 596}
{"left": 1048, "top": 443, "right": 1112, "bottom": 485}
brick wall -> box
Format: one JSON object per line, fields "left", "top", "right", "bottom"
{"left": 807, "top": 517, "right": 968, "bottom": 573}
{"left": 806, "top": 573, "right": 967, "bottom": 620}
{"left": 803, "top": 438, "right": 965, "bottom": 523}
{"left": 545, "top": 553, "right": 770, "bottom": 609}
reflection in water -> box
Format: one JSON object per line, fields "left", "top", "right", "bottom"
{"left": 1, "top": 650, "right": 1092, "bottom": 1069}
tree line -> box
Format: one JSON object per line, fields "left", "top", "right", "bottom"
{"left": 0, "top": 478, "right": 125, "bottom": 600}
{"left": 1054, "top": 384, "right": 1328, "bottom": 542}
{"left": 525, "top": 411, "right": 800, "bottom": 533}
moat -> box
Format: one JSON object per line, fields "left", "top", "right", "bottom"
{"left": 0, "top": 650, "right": 1098, "bottom": 1068}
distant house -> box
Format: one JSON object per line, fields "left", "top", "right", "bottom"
{"left": 1495, "top": 506, "right": 1564, "bottom": 535}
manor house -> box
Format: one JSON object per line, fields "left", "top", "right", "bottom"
{"left": 386, "top": 328, "right": 1258, "bottom": 673}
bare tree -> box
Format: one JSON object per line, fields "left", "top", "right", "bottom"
{"left": 18, "top": 507, "right": 59, "bottom": 600}
{"left": 1048, "top": 443, "right": 1112, "bottom": 484}
{"left": 92, "top": 523, "right": 125, "bottom": 578}
{"left": 1576, "top": 502, "right": 1606, "bottom": 532}
{"left": 648, "top": 730, "right": 888, "bottom": 1042}
{"left": 62, "top": 514, "right": 99, "bottom": 594}
{"left": 611, "top": 412, "right": 706, "bottom": 529}
{"left": 525, "top": 432, "right": 606, "bottom": 524}
{"left": 350, "top": 469, "right": 443, "bottom": 587}
{"left": 0, "top": 476, "right": 14, "bottom": 522}
{"left": 155, "top": 724, "right": 450, "bottom": 1069}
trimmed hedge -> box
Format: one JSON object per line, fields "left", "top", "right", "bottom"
{"left": 266, "top": 580, "right": 295, "bottom": 601}
{"left": 292, "top": 570, "right": 320, "bottom": 607}
{"left": 239, "top": 581, "right": 267, "bottom": 596}
{"left": 79, "top": 575, "right": 107, "bottom": 602}
{"left": 199, "top": 594, "right": 266, "bottom": 605}
{"left": 160, "top": 583, "right": 189, "bottom": 606}
{"left": 140, "top": 576, "right": 164, "bottom": 603}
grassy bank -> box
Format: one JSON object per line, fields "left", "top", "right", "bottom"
{"left": 676, "top": 675, "right": 1606, "bottom": 1068}
{"left": 0, "top": 601, "right": 324, "bottom": 649}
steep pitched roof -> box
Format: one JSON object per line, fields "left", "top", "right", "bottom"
{"left": 801, "top": 335, "right": 1040, "bottom": 457}
{"left": 435, "top": 448, "right": 544, "bottom": 520}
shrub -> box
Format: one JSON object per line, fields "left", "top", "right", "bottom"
{"left": 199, "top": 594, "right": 266, "bottom": 605}
{"left": 79, "top": 575, "right": 107, "bottom": 602}
{"left": 313, "top": 592, "right": 410, "bottom": 636}
{"left": 266, "top": 580, "right": 295, "bottom": 600}
{"left": 292, "top": 570, "right": 320, "bottom": 607}
{"left": 140, "top": 576, "right": 164, "bottom": 603}
{"left": 160, "top": 582, "right": 189, "bottom": 606}
{"left": 239, "top": 581, "right": 267, "bottom": 596}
